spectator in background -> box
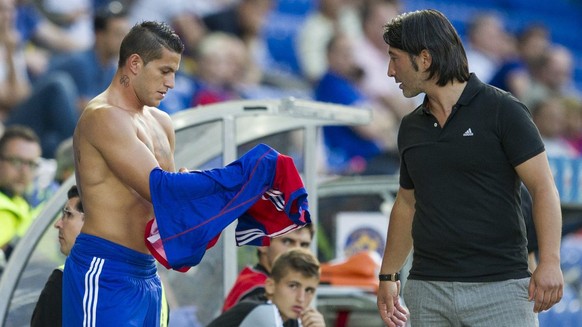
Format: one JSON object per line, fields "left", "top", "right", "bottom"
{"left": 15, "top": 0, "right": 93, "bottom": 79}
{"left": 522, "top": 44, "right": 580, "bottom": 108}
{"left": 0, "top": 0, "right": 30, "bottom": 122}
{"left": 297, "top": 0, "right": 362, "bottom": 83}
{"left": 31, "top": 185, "right": 84, "bottom": 327}
{"left": 489, "top": 23, "right": 551, "bottom": 100}
{"left": 223, "top": 224, "right": 314, "bottom": 313}
{"left": 190, "top": 32, "right": 247, "bottom": 106}
{"left": 158, "top": 32, "right": 249, "bottom": 113}
{"left": 315, "top": 33, "right": 397, "bottom": 175}
{"left": 201, "top": 0, "right": 272, "bottom": 84}
{"left": 47, "top": 3, "right": 130, "bottom": 113}
{"left": 563, "top": 96, "right": 582, "bottom": 154}
{"left": 517, "top": 24, "right": 551, "bottom": 72}
{"left": 531, "top": 96, "right": 579, "bottom": 158}
{"left": 209, "top": 248, "right": 326, "bottom": 327}
{"left": 36, "top": 0, "right": 94, "bottom": 50}
{"left": 1, "top": 0, "right": 79, "bottom": 158}
{"left": 0, "top": 125, "right": 41, "bottom": 263}
{"left": 465, "top": 12, "right": 510, "bottom": 84}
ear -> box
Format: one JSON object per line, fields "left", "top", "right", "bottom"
{"left": 265, "top": 277, "right": 275, "bottom": 297}
{"left": 127, "top": 53, "right": 142, "bottom": 75}
{"left": 419, "top": 49, "right": 432, "bottom": 69}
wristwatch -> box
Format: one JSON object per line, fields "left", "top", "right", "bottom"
{"left": 379, "top": 273, "right": 400, "bottom": 282}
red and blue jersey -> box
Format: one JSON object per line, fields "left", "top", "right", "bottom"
{"left": 145, "top": 144, "right": 311, "bottom": 272}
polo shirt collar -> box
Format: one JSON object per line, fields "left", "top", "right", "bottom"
{"left": 419, "top": 73, "right": 482, "bottom": 115}
{"left": 456, "top": 73, "right": 482, "bottom": 107}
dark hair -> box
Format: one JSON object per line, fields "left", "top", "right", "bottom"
{"left": 94, "top": 2, "right": 127, "bottom": 33}
{"left": 67, "top": 185, "right": 84, "bottom": 213}
{"left": 0, "top": 125, "right": 40, "bottom": 155}
{"left": 383, "top": 9, "right": 469, "bottom": 86}
{"left": 270, "top": 248, "right": 320, "bottom": 282}
{"left": 118, "top": 21, "right": 184, "bottom": 67}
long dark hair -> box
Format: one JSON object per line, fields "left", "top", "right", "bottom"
{"left": 383, "top": 9, "right": 470, "bottom": 86}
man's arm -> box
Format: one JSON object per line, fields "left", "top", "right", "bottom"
{"left": 377, "top": 187, "right": 414, "bottom": 327}
{"left": 515, "top": 151, "right": 564, "bottom": 312}
{"left": 0, "top": 30, "right": 31, "bottom": 113}
{"left": 154, "top": 108, "right": 176, "bottom": 172}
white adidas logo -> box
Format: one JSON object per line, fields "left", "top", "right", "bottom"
{"left": 463, "top": 128, "right": 474, "bottom": 137}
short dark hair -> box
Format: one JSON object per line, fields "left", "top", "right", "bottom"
{"left": 270, "top": 248, "right": 320, "bottom": 282}
{"left": 383, "top": 9, "right": 470, "bottom": 86}
{"left": 0, "top": 125, "right": 40, "bottom": 155}
{"left": 118, "top": 21, "right": 184, "bottom": 67}
{"left": 67, "top": 185, "right": 83, "bottom": 213}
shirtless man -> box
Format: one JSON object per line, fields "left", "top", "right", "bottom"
{"left": 62, "top": 21, "right": 184, "bottom": 327}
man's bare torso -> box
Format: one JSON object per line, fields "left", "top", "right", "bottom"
{"left": 73, "top": 93, "right": 174, "bottom": 253}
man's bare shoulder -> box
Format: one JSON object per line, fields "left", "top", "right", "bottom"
{"left": 144, "top": 106, "right": 174, "bottom": 137}
{"left": 79, "top": 98, "right": 134, "bottom": 131}
{"left": 145, "top": 106, "right": 172, "bottom": 124}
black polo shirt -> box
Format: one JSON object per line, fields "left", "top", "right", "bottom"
{"left": 398, "top": 74, "right": 544, "bottom": 282}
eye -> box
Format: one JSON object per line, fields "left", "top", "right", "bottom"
{"left": 288, "top": 282, "right": 299, "bottom": 289}
{"left": 300, "top": 242, "right": 310, "bottom": 248}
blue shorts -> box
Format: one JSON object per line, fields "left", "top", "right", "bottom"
{"left": 63, "top": 233, "right": 162, "bottom": 327}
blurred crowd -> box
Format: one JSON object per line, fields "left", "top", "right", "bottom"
{"left": 0, "top": 1, "right": 581, "bottom": 326}
{"left": 1, "top": 0, "right": 582, "bottom": 263}
{"left": 0, "top": 0, "right": 581, "bottom": 171}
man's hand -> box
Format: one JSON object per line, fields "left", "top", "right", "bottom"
{"left": 529, "top": 260, "right": 564, "bottom": 312}
{"left": 377, "top": 281, "right": 408, "bottom": 327}
{"left": 300, "top": 307, "right": 326, "bottom": 327}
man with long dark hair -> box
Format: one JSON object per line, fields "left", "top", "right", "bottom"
{"left": 376, "top": 9, "right": 563, "bottom": 326}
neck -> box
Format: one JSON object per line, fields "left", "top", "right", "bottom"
{"left": 426, "top": 81, "right": 467, "bottom": 113}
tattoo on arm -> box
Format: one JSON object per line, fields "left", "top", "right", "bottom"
{"left": 120, "top": 75, "right": 129, "bottom": 87}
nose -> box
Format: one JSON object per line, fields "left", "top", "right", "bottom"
{"left": 387, "top": 62, "right": 395, "bottom": 77}
{"left": 296, "top": 289, "right": 306, "bottom": 303}
{"left": 165, "top": 74, "right": 175, "bottom": 89}
{"left": 54, "top": 218, "right": 63, "bottom": 229}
